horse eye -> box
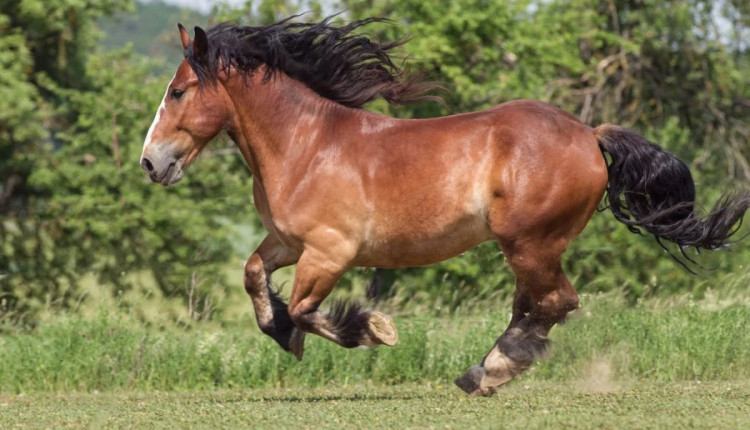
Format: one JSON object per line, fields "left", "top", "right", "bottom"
{"left": 171, "top": 89, "right": 185, "bottom": 100}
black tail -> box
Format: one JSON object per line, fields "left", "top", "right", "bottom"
{"left": 596, "top": 124, "right": 750, "bottom": 256}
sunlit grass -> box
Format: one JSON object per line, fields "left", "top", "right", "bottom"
{"left": 2, "top": 381, "right": 749, "bottom": 429}
{"left": 1, "top": 292, "right": 749, "bottom": 394}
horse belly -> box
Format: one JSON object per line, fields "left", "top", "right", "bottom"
{"left": 356, "top": 197, "right": 494, "bottom": 268}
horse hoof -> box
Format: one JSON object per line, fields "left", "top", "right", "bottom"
{"left": 367, "top": 311, "right": 398, "bottom": 346}
{"left": 454, "top": 365, "right": 504, "bottom": 396}
{"left": 289, "top": 327, "right": 305, "bottom": 361}
{"left": 454, "top": 365, "right": 485, "bottom": 395}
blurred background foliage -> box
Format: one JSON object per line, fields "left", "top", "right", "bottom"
{"left": 1, "top": 0, "right": 748, "bottom": 326}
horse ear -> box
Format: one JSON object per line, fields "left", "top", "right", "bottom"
{"left": 193, "top": 26, "right": 209, "bottom": 63}
{"left": 178, "top": 23, "right": 190, "bottom": 50}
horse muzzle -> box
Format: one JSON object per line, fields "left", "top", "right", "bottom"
{"left": 140, "top": 151, "right": 185, "bottom": 186}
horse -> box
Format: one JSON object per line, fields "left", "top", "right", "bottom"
{"left": 139, "top": 17, "right": 750, "bottom": 396}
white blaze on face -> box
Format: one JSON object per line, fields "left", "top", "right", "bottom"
{"left": 140, "top": 74, "right": 176, "bottom": 161}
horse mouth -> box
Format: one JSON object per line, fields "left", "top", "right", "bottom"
{"left": 149, "top": 161, "right": 184, "bottom": 186}
{"left": 161, "top": 165, "right": 184, "bottom": 186}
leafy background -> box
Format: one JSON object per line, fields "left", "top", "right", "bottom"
{"left": 1, "top": 0, "right": 748, "bottom": 327}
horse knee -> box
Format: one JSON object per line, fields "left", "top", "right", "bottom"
{"left": 257, "top": 304, "right": 293, "bottom": 338}
{"left": 243, "top": 255, "right": 265, "bottom": 295}
{"left": 257, "top": 320, "right": 276, "bottom": 336}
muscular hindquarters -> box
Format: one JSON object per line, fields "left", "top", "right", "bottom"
{"left": 489, "top": 103, "right": 608, "bottom": 319}
{"left": 457, "top": 102, "right": 609, "bottom": 396}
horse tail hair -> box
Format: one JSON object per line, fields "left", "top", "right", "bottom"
{"left": 595, "top": 124, "right": 750, "bottom": 255}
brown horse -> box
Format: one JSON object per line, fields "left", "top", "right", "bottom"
{"left": 139, "top": 17, "right": 750, "bottom": 395}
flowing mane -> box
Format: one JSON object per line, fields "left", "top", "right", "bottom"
{"left": 185, "top": 16, "right": 440, "bottom": 108}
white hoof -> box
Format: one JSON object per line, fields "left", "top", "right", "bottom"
{"left": 367, "top": 311, "right": 398, "bottom": 346}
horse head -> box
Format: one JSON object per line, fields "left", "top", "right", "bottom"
{"left": 140, "top": 24, "right": 231, "bottom": 186}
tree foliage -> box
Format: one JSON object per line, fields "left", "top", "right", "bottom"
{"left": 1, "top": 0, "right": 748, "bottom": 322}
{"left": 1, "top": 0, "right": 252, "bottom": 323}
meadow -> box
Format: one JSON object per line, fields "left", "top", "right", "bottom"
{"left": 3, "top": 382, "right": 749, "bottom": 429}
{"left": 2, "top": 291, "right": 750, "bottom": 428}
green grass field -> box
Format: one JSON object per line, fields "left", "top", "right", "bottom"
{"left": 2, "top": 382, "right": 748, "bottom": 429}
{"left": 2, "top": 293, "right": 749, "bottom": 428}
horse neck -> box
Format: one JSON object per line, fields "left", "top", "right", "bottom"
{"left": 224, "top": 71, "right": 346, "bottom": 183}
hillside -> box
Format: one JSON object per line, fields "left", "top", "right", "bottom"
{"left": 99, "top": 0, "right": 207, "bottom": 72}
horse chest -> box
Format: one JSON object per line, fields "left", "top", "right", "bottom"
{"left": 252, "top": 180, "right": 305, "bottom": 250}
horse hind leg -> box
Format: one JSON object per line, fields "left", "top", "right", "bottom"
{"left": 455, "top": 239, "right": 579, "bottom": 396}
{"left": 457, "top": 283, "right": 537, "bottom": 393}
{"left": 510, "top": 284, "right": 534, "bottom": 325}
{"left": 313, "top": 300, "right": 399, "bottom": 348}
{"left": 285, "top": 252, "right": 398, "bottom": 359}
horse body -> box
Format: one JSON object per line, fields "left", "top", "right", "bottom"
{"left": 235, "top": 74, "right": 607, "bottom": 269}
{"left": 348, "top": 111, "right": 496, "bottom": 267}
{"left": 140, "top": 19, "right": 749, "bottom": 396}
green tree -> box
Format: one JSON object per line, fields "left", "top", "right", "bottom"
{"left": 0, "top": 0, "right": 253, "bottom": 324}
{"left": 1, "top": 0, "right": 136, "bottom": 319}
{"left": 3, "top": 0, "right": 748, "bottom": 323}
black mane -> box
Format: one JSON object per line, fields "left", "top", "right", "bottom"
{"left": 185, "top": 16, "right": 440, "bottom": 108}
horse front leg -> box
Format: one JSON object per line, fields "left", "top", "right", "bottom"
{"left": 244, "top": 236, "right": 301, "bottom": 356}
{"left": 285, "top": 251, "right": 398, "bottom": 359}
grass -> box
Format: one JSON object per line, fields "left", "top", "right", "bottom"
{"left": 1, "top": 294, "right": 749, "bottom": 393}
{"left": 1, "top": 381, "right": 749, "bottom": 429}
{"left": 2, "top": 293, "right": 749, "bottom": 428}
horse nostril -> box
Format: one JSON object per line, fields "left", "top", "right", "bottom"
{"left": 141, "top": 157, "right": 154, "bottom": 173}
